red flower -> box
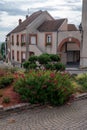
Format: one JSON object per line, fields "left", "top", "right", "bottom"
{"left": 50, "top": 72, "right": 55, "bottom": 78}
{"left": 14, "top": 73, "right": 19, "bottom": 79}
{"left": 21, "top": 74, "right": 25, "bottom": 79}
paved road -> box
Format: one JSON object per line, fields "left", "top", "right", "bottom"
{"left": 0, "top": 99, "right": 87, "bottom": 130}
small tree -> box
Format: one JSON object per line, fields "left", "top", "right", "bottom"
{"left": 38, "top": 53, "right": 51, "bottom": 65}
{"left": 23, "top": 53, "right": 65, "bottom": 71}
{"left": 0, "top": 42, "right": 5, "bottom": 59}
{"left": 49, "top": 54, "right": 60, "bottom": 62}
{"left": 28, "top": 55, "right": 38, "bottom": 63}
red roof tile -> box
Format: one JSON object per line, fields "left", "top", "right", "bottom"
{"left": 8, "top": 10, "right": 43, "bottom": 34}
{"left": 37, "top": 19, "right": 66, "bottom": 32}
{"left": 68, "top": 24, "right": 78, "bottom": 31}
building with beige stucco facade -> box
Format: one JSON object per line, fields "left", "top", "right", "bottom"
{"left": 7, "top": 10, "right": 81, "bottom": 67}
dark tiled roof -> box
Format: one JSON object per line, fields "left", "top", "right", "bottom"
{"left": 68, "top": 24, "right": 78, "bottom": 31}
{"left": 8, "top": 10, "right": 43, "bottom": 34}
{"left": 37, "top": 19, "right": 66, "bottom": 32}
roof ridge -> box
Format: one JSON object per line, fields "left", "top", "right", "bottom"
{"left": 31, "top": 10, "right": 42, "bottom": 15}
{"left": 7, "top": 10, "right": 43, "bottom": 35}
{"left": 19, "top": 10, "right": 43, "bottom": 25}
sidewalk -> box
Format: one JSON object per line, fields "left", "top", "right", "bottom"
{"left": 66, "top": 67, "right": 87, "bottom": 74}
{"left": 0, "top": 98, "right": 87, "bottom": 130}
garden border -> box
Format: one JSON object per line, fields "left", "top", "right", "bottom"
{"left": 0, "top": 93, "right": 87, "bottom": 116}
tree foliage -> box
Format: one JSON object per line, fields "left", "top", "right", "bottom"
{"left": 0, "top": 42, "right": 5, "bottom": 59}
{"left": 23, "top": 53, "right": 65, "bottom": 71}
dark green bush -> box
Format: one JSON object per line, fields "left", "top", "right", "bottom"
{"left": 23, "top": 62, "right": 37, "bottom": 70}
{"left": 23, "top": 53, "right": 65, "bottom": 71}
{"left": 28, "top": 55, "right": 38, "bottom": 63}
{"left": 54, "top": 63, "right": 65, "bottom": 71}
{"left": 29, "top": 63, "right": 37, "bottom": 69}
{"left": 45, "top": 63, "right": 54, "bottom": 70}
{"left": 23, "top": 61, "right": 30, "bottom": 69}
{"left": 49, "top": 54, "right": 60, "bottom": 62}
{"left": 38, "top": 53, "right": 51, "bottom": 64}
{"left": 0, "top": 76, "right": 13, "bottom": 89}
{"left": 14, "top": 70, "right": 74, "bottom": 105}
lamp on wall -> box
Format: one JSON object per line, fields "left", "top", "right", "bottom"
{"left": 68, "top": 34, "right": 72, "bottom": 42}
{"left": 79, "top": 23, "right": 83, "bottom": 33}
{"left": 79, "top": 23, "right": 83, "bottom": 45}
{"left": 79, "top": 23, "right": 83, "bottom": 66}
{"left": 68, "top": 37, "right": 72, "bottom": 42}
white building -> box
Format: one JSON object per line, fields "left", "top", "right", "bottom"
{"left": 7, "top": 10, "right": 81, "bottom": 66}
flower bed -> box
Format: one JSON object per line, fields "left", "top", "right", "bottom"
{"left": 14, "top": 70, "right": 74, "bottom": 105}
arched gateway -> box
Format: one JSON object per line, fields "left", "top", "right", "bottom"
{"left": 58, "top": 37, "right": 80, "bottom": 65}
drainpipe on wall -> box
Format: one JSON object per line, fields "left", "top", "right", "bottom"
{"left": 56, "top": 30, "right": 58, "bottom": 54}
{"left": 26, "top": 28, "right": 29, "bottom": 61}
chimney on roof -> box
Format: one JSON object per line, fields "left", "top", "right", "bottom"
{"left": 19, "top": 19, "right": 22, "bottom": 25}
{"left": 26, "top": 15, "right": 28, "bottom": 19}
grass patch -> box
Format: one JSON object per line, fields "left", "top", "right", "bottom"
{"left": 75, "top": 73, "right": 87, "bottom": 92}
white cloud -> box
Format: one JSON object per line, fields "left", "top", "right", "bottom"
{"left": 0, "top": 0, "right": 82, "bottom": 42}
{"left": 0, "top": 12, "right": 24, "bottom": 28}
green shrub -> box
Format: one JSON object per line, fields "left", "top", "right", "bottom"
{"left": 0, "top": 76, "right": 13, "bottom": 89}
{"left": 23, "top": 61, "right": 30, "bottom": 69}
{"left": 38, "top": 53, "right": 51, "bottom": 65}
{"left": 28, "top": 55, "right": 38, "bottom": 63}
{"left": 45, "top": 63, "right": 54, "bottom": 70}
{"left": 14, "top": 70, "right": 74, "bottom": 105}
{"left": 76, "top": 73, "right": 87, "bottom": 91}
{"left": 29, "top": 63, "right": 37, "bottom": 69}
{"left": 3, "top": 97, "right": 10, "bottom": 103}
{"left": 23, "top": 53, "right": 65, "bottom": 72}
{"left": 54, "top": 63, "right": 65, "bottom": 71}
{"left": 23, "top": 61, "right": 37, "bottom": 70}
{"left": 49, "top": 54, "right": 60, "bottom": 62}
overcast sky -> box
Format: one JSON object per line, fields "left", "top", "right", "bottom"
{"left": 0, "top": 0, "right": 82, "bottom": 42}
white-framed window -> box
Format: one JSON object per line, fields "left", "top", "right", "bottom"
{"left": 21, "top": 52, "right": 26, "bottom": 62}
{"left": 23, "top": 53, "right": 25, "bottom": 59}
{"left": 45, "top": 34, "right": 52, "bottom": 45}
{"left": 46, "top": 35, "right": 52, "bottom": 43}
{"left": 30, "top": 34, "right": 37, "bottom": 45}
{"left": 21, "top": 34, "right": 25, "bottom": 43}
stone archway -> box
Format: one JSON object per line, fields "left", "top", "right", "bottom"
{"left": 58, "top": 37, "right": 80, "bottom": 65}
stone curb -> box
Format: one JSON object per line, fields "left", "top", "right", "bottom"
{"left": 0, "top": 93, "right": 87, "bottom": 116}
{"left": 0, "top": 103, "right": 41, "bottom": 116}
{"left": 74, "top": 93, "right": 87, "bottom": 101}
